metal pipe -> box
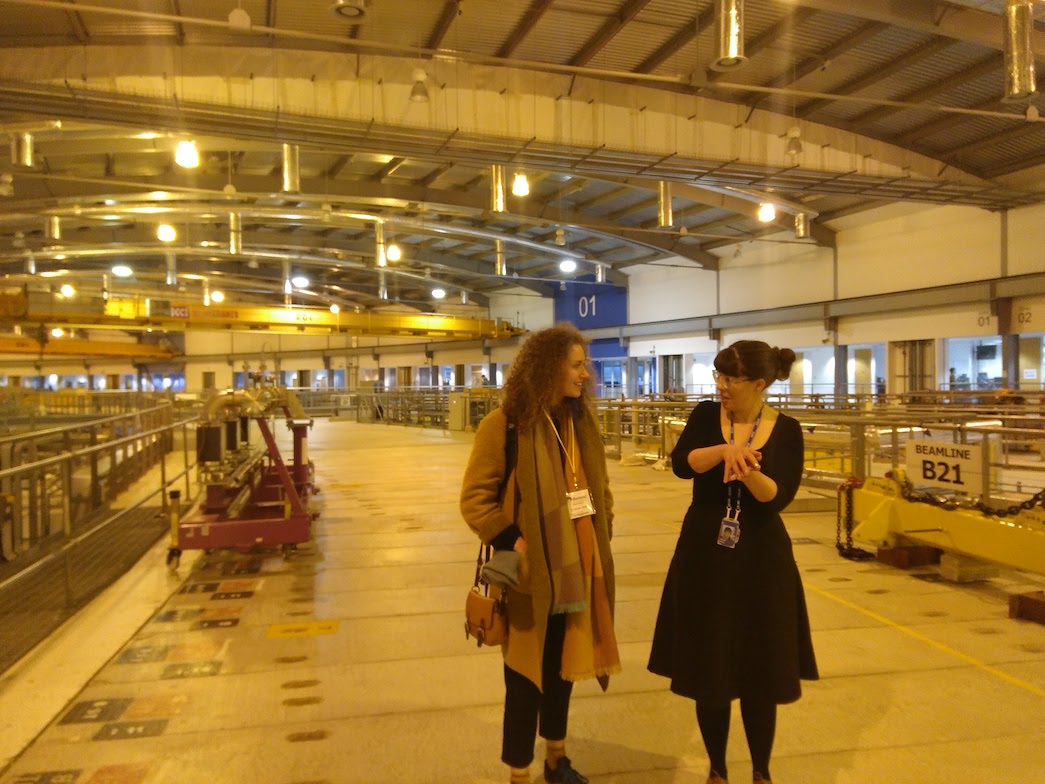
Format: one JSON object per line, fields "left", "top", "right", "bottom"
{"left": 794, "top": 213, "right": 810, "bottom": 239}
{"left": 375, "top": 221, "right": 387, "bottom": 267}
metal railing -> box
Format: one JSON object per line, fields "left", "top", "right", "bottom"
{"left": 0, "top": 403, "right": 198, "bottom": 674}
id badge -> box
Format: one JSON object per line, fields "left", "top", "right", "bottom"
{"left": 566, "top": 488, "right": 596, "bottom": 519}
{"left": 717, "top": 518, "right": 740, "bottom": 549}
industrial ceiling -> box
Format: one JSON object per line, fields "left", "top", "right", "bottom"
{"left": 0, "top": 0, "right": 1042, "bottom": 339}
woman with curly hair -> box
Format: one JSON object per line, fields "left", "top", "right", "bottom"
{"left": 461, "top": 323, "right": 620, "bottom": 784}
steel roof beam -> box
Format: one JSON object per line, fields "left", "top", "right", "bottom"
{"left": 569, "top": 0, "right": 653, "bottom": 68}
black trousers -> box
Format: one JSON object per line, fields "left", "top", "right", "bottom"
{"left": 502, "top": 613, "right": 572, "bottom": 768}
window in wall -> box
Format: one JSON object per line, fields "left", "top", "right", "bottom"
{"left": 202, "top": 371, "right": 216, "bottom": 390}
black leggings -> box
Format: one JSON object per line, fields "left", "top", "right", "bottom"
{"left": 501, "top": 614, "right": 572, "bottom": 768}
{"left": 696, "top": 698, "right": 777, "bottom": 780}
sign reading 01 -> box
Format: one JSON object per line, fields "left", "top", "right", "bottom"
{"left": 903, "top": 439, "right": 985, "bottom": 496}
{"left": 553, "top": 280, "right": 627, "bottom": 329}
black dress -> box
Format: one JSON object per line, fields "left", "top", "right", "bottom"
{"left": 648, "top": 400, "right": 819, "bottom": 704}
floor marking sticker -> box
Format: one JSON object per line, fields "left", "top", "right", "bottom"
{"left": 92, "top": 719, "right": 168, "bottom": 741}
{"left": 60, "top": 699, "right": 132, "bottom": 725}
{"left": 267, "top": 619, "right": 339, "bottom": 639}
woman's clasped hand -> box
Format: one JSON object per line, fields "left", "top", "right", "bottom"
{"left": 721, "top": 443, "right": 762, "bottom": 482}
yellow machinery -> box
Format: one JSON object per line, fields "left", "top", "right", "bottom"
{"left": 840, "top": 470, "right": 1045, "bottom": 576}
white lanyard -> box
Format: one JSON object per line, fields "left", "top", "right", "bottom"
{"left": 544, "top": 410, "right": 579, "bottom": 490}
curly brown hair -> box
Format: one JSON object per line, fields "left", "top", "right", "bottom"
{"left": 500, "top": 323, "right": 593, "bottom": 427}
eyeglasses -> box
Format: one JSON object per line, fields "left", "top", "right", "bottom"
{"left": 713, "top": 369, "right": 751, "bottom": 387}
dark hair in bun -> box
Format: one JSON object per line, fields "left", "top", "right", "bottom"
{"left": 714, "top": 341, "right": 795, "bottom": 386}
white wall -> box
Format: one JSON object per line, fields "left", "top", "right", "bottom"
{"left": 1008, "top": 203, "right": 1045, "bottom": 277}
{"left": 719, "top": 240, "right": 835, "bottom": 313}
{"left": 624, "top": 259, "right": 716, "bottom": 323}
{"left": 835, "top": 205, "right": 1001, "bottom": 298}
{"left": 488, "top": 289, "right": 554, "bottom": 331}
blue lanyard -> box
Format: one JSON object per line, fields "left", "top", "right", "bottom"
{"left": 725, "top": 404, "right": 763, "bottom": 520}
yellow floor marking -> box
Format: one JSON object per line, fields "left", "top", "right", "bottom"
{"left": 807, "top": 582, "right": 1045, "bottom": 698}
{"left": 266, "top": 619, "right": 340, "bottom": 639}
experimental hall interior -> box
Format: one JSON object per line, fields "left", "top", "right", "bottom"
{"left": 1, "top": 1, "right": 1044, "bottom": 783}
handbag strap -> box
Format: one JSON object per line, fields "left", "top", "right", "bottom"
{"left": 472, "top": 543, "right": 490, "bottom": 592}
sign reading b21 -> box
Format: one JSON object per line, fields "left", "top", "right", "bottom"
{"left": 553, "top": 279, "right": 627, "bottom": 329}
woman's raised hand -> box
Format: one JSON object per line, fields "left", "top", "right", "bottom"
{"left": 722, "top": 444, "right": 762, "bottom": 482}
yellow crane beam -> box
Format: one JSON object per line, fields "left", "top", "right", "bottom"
{"left": 0, "top": 335, "right": 177, "bottom": 359}
{"left": 0, "top": 291, "right": 523, "bottom": 339}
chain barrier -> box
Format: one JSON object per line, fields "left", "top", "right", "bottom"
{"left": 835, "top": 478, "right": 874, "bottom": 561}
{"left": 898, "top": 478, "right": 1045, "bottom": 519}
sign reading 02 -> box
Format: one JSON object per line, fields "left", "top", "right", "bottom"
{"left": 553, "top": 280, "right": 627, "bottom": 329}
{"left": 903, "top": 439, "right": 985, "bottom": 496}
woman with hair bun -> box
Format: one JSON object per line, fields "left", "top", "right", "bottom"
{"left": 648, "top": 340, "right": 818, "bottom": 784}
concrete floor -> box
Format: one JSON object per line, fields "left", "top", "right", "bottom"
{"left": 1, "top": 419, "right": 1043, "bottom": 784}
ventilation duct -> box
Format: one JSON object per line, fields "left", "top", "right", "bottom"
{"left": 1003, "top": 0, "right": 1037, "bottom": 101}
{"left": 490, "top": 165, "right": 506, "bottom": 213}
{"left": 229, "top": 212, "right": 242, "bottom": 255}
{"left": 11, "top": 132, "right": 33, "bottom": 167}
{"left": 711, "top": 0, "right": 747, "bottom": 71}
{"left": 657, "top": 181, "right": 673, "bottom": 228}
{"left": 281, "top": 143, "right": 301, "bottom": 193}
{"left": 495, "top": 238, "right": 507, "bottom": 276}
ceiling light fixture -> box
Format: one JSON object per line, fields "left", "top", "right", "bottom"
{"left": 112, "top": 264, "right": 133, "bottom": 278}
{"left": 757, "top": 202, "right": 776, "bottom": 223}
{"left": 329, "top": 303, "right": 340, "bottom": 314}
{"left": 785, "top": 126, "right": 803, "bottom": 156}
{"left": 227, "top": 6, "right": 251, "bottom": 30}
{"left": 174, "top": 140, "right": 199, "bottom": 168}
{"left": 511, "top": 172, "right": 530, "bottom": 197}
{"left": 291, "top": 275, "right": 309, "bottom": 288}
{"left": 386, "top": 242, "right": 402, "bottom": 262}
{"left": 410, "top": 68, "right": 430, "bottom": 103}
{"left": 157, "top": 223, "right": 177, "bottom": 242}
{"left": 559, "top": 259, "right": 577, "bottom": 273}
{"left": 51, "top": 327, "right": 64, "bottom": 339}
{"left": 330, "top": 0, "right": 366, "bottom": 19}
{"left": 431, "top": 287, "right": 446, "bottom": 300}
{"left": 59, "top": 283, "right": 75, "bottom": 298}
{"left": 211, "top": 290, "right": 225, "bottom": 303}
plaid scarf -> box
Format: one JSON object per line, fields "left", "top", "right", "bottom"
{"left": 534, "top": 413, "right": 621, "bottom": 682}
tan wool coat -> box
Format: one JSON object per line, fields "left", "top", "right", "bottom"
{"left": 460, "top": 406, "right": 615, "bottom": 691}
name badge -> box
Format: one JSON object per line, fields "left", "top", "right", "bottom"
{"left": 717, "top": 518, "right": 740, "bottom": 549}
{"left": 566, "top": 488, "right": 596, "bottom": 519}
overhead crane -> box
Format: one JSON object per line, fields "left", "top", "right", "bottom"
{"left": 0, "top": 290, "right": 524, "bottom": 343}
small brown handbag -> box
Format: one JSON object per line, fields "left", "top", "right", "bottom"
{"left": 465, "top": 544, "right": 507, "bottom": 647}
